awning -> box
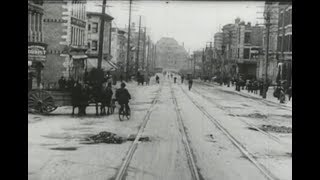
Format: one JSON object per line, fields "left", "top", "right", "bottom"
{"left": 86, "top": 58, "right": 117, "bottom": 71}
{"left": 72, "top": 55, "right": 88, "bottom": 59}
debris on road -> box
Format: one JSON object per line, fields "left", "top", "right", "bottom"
{"left": 260, "top": 125, "right": 292, "bottom": 133}
{"left": 84, "top": 131, "right": 124, "bottom": 144}
{"left": 127, "top": 134, "right": 151, "bottom": 142}
{"left": 50, "top": 147, "right": 78, "bottom": 151}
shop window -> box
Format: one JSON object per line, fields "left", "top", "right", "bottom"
{"left": 92, "top": 40, "right": 98, "bottom": 51}
{"left": 88, "top": 24, "right": 91, "bottom": 31}
{"left": 243, "top": 48, "right": 250, "bottom": 59}
{"left": 92, "top": 23, "right": 98, "bottom": 33}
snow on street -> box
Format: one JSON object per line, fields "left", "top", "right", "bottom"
{"left": 28, "top": 75, "right": 292, "bottom": 180}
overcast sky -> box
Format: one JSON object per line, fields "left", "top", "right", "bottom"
{"left": 87, "top": 0, "right": 265, "bottom": 52}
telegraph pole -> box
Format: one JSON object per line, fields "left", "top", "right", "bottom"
{"left": 263, "top": 10, "right": 271, "bottom": 99}
{"left": 146, "top": 36, "right": 150, "bottom": 75}
{"left": 136, "top": 16, "right": 142, "bottom": 74}
{"left": 142, "top": 27, "right": 147, "bottom": 71}
{"left": 97, "top": 0, "right": 107, "bottom": 69}
{"left": 193, "top": 53, "right": 196, "bottom": 76}
{"left": 126, "top": 0, "right": 132, "bottom": 81}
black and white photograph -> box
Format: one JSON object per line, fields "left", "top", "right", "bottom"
{"left": 28, "top": 0, "right": 292, "bottom": 179}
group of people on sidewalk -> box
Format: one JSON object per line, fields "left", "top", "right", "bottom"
{"left": 216, "top": 76, "right": 292, "bottom": 104}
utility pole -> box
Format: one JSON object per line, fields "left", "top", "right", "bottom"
{"left": 126, "top": 0, "right": 132, "bottom": 81}
{"left": 146, "top": 36, "right": 150, "bottom": 75}
{"left": 153, "top": 45, "right": 157, "bottom": 72}
{"left": 136, "top": 16, "right": 142, "bottom": 75}
{"left": 193, "top": 53, "right": 196, "bottom": 76}
{"left": 202, "top": 48, "right": 205, "bottom": 77}
{"left": 263, "top": 10, "right": 271, "bottom": 99}
{"left": 142, "top": 27, "right": 147, "bottom": 71}
{"left": 97, "top": 0, "right": 107, "bottom": 69}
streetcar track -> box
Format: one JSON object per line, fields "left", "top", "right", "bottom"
{"left": 113, "top": 84, "right": 163, "bottom": 180}
{"left": 177, "top": 85, "right": 279, "bottom": 180}
{"left": 191, "top": 87, "right": 291, "bottom": 150}
{"left": 170, "top": 82, "right": 203, "bottom": 180}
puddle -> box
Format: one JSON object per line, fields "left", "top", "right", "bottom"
{"left": 50, "top": 147, "right": 78, "bottom": 151}
{"left": 260, "top": 125, "right": 292, "bottom": 133}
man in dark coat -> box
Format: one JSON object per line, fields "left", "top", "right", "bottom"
{"left": 58, "top": 76, "right": 66, "bottom": 90}
{"left": 156, "top": 75, "right": 160, "bottom": 84}
{"left": 115, "top": 83, "right": 131, "bottom": 116}
{"left": 188, "top": 78, "right": 193, "bottom": 90}
{"left": 181, "top": 75, "right": 185, "bottom": 84}
{"left": 174, "top": 77, "right": 177, "bottom": 83}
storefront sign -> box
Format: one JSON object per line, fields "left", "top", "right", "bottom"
{"left": 28, "top": 45, "right": 46, "bottom": 62}
{"left": 71, "top": 17, "right": 86, "bottom": 28}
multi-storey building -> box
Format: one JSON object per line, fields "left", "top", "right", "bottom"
{"left": 42, "top": 0, "right": 87, "bottom": 88}
{"left": 155, "top": 37, "right": 189, "bottom": 72}
{"left": 214, "top": 32, "right": 223, "bottom": 50}
{"left": 86, "top": 12, "right": 116, "bottom": 71}
{"left": 110, "top": 28, "right": 127, "bottom": 73}
{"left": 258, "top": 2, "right": 292, "bottom": 85}
{"left": 28, "top": 0, "right": 47, "bottom": 90}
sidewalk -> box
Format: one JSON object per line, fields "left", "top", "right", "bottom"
{"left": 195, "top": 80, "right": 292, "bottom": 108}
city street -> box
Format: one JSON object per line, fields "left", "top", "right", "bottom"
{"left": 28, "top": 74, "right": 292, "bottom": 180}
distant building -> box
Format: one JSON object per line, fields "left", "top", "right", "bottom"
{"left": 110, "top": 28, "right": 127, "bottom": 73}
{"left": 86, "top": 12, "right": 116, "bottom": 71}
{"left": 155, "top": 37, "right": 189, "bottom": 72}
{"left": 42, "top": 0, "right": 88, "bottom": 87}
{"left": 214, "top": 32, "right": 223, "bottom": 50}
{"left": 28, "top": 0, "right": 47, "bottom": 89}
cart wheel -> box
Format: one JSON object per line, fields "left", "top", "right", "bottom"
{"left": 28, "top": 90, "right": 57, "bottom": 114}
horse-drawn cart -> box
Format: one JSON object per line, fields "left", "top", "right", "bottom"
{"left": 28, "top": 89, "right": 72, "bottom": 114}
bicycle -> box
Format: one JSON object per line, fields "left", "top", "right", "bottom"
{"left": 118, "top": 104, "right": 131, "bottom": 121}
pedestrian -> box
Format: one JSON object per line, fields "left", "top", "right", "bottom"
{"left": 287, "top": 86, "right": 292, "bottom": 101}
{"left": 181, "top": 75, "right": 184, "bottom": 84}
{"left": 145, "top": 74, "right": 150, "bottom": 85}
{"left": 104, "top": 82, "right": 113, "bottom": 115}
{"left": 58, "top": 76, "right": 66, "bottom": 90}
{"left": 120, "top": 74, "right": 123, "bottom": 82}
{"left": 156, "top": 75, "right": 160, "bottom": 84}
{"left": 174, "top": 77, "right": 177, "bottom": 83}
{"left": 188, "top": 78, "right": 193, "bottom": 90}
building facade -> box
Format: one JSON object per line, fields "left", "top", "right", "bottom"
{"left": 214, "top": 32, "right": 223, "bottom": 50}
{"left": 86, "top": 12, "right": 114, "bottom": 71}
{"left": 110, "top": 28, "right": 127, "bottom": 74}
{"left": 28, "top": 0, "right": 47, "bottom": 90}
{"left": 42, "top": 0, "right": 87, "bottom": 88}
{"left": 257, "top": 2, "right": 292, "bottom": 86}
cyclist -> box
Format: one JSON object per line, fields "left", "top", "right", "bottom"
{"left": 115, "top": 82, "right": 131, "bottom": 116}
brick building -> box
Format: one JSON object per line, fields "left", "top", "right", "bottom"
{"left": 257, "top": 2, "right": 292, "bottom": 86}
{"left": 28, "top": 0, "right": 47, "bottom": 90}
{"left": 222, "top": 18, "right": 263, "bottom": 80}
{"left": 86, "top": 12, "right": 116, "bottom": 71}
{"left": 42, "top": 0, "right": 88, "bottom": 88}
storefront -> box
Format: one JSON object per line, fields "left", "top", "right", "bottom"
{"left": 68, "top": 49, "right": 88, "bottom": 82}
{"left": 28, "top": 43, "right": 47, "bottom": 90}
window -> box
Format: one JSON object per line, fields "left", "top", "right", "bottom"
{"left": 279, "top": 12, "right": 283, "bottom": 27}
{"left": 289, "top": 35, "right": 292, "bottom": 52}
{"left": 243, "top": 48, "right": 250, "bottom": 59}
{"left": 92, "top": 40, "right": 98, "bottom": 51}
{"left": 92, "top": 23, "right": 98, "bottom": 33}
{"left": 244, "top": 32, "right": 251, "bottom": 44}
{"left": 238, "top": 48, "right": 240, "bottom": 58}
{"left": 88, "top": 24, "right": 91, "bottom": 31}
{"left": 277, "top": 36, "right": 282, "bottom": 52}
{"left": 71, "top": 27, "right": 74, "bottom": 45}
